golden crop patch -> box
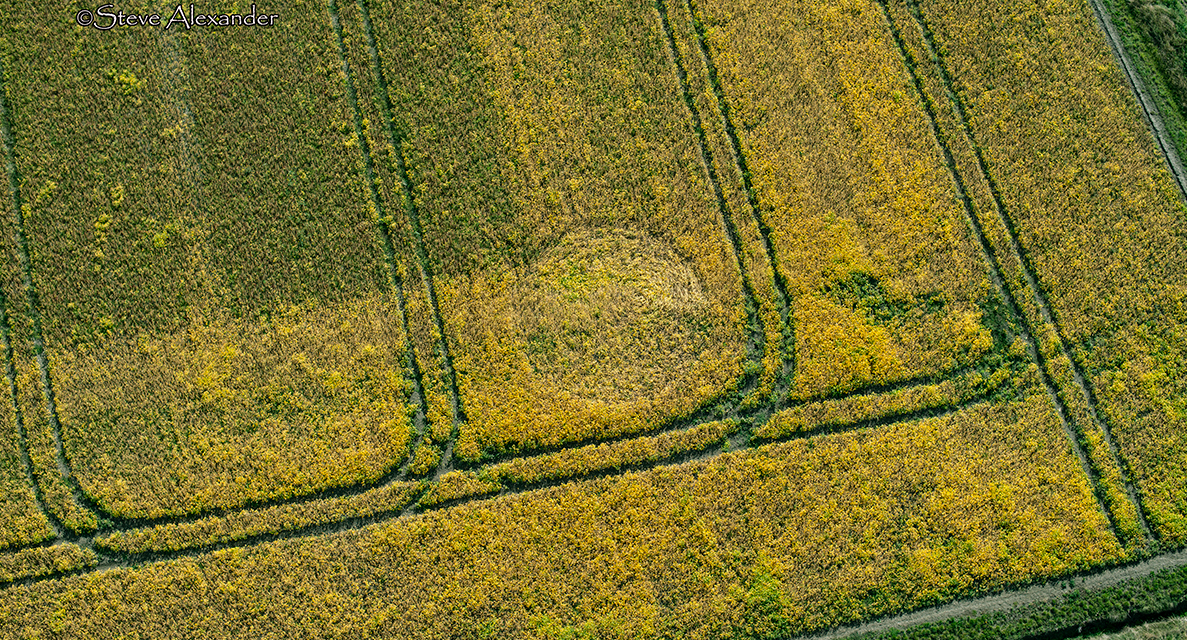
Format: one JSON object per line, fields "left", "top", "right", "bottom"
{"left": 0, "top": 394, "right": 1124, "bottom": 638}
{"left": 356, "top": 0, "right": 752, "bottom": 464}
{"left": 897, "top": 0, "right": 1187, "bottom": 543}
{"left": 445, "top": 228, "right": 743, "bottom": 460}
{"left": 681, "top": 0, "right": 996, "bottom": 399}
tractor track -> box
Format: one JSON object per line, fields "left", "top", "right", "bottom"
{"left": 874, "top": 0, "right": 1133, "bottom": 547}
{"left": 0, "top": 287, "right": 60, "bottom": 541}
{"left": 327, "top": 0, "right": 434, "bottom": 486}
{"left": 0, "top": 8, "right": 436, "bottom": 535}
{"left": 655, "top": 0, "right": 769, "bottom": 443}
{"left": 75, "top": 370, "right": 989, "bottom": 567}
{"left": 0, "top": 98, "right": 61, "bottom": 540}
{"left": 35, "top": 0, "right": 440, "bottom": 536}
{"left": 897, "top": 0, "right": 1153, "bottom": 547}
{"left": 0, "top": 44, "right": 999, "bottom": 555}
{"left": 682, "top": 0, "right": 797, "bottom": 397}
{"left": 0, "top": 391, "right": 989, "bottom": 592}
{"left": 349, "top": 0, "right": 467, "bottom": 481}
{"left": 0, "top": 55, "right": 99, "bottom": 537}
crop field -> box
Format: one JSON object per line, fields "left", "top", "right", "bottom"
{"left": 0, "top": 0, "right": 1185, "bottom": 637}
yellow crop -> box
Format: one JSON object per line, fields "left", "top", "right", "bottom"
{"left": 0, "top": 0, "right": 419, "bottom": 521}
{"left": 359, "top": 0, "right": 752, "bottom": 463}
{"left": 906, "top": 0, "right": 1187, "bottom": 541}
{"left": 0, "top": 395, "right": 1120, "bottom": 638}
{"left": 683, "top": 0, "right": 996, "bottom": 400}
{"left": 0, "top": 0, "right": 1180, "bottom": 634}
{"left": 96, "top": 481, "right": 424, "bottom": 555}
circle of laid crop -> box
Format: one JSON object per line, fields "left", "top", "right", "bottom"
{"left": 75, "top": 9, "right": 93, "bottom": 26}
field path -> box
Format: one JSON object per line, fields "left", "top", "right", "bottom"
{"left": 804, "top": 547, "right": 1187, "bottom": 639}
{"left": 1083, "top": 0, "right": 1187, "bottom": 201}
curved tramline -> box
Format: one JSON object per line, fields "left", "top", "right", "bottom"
{"left": 681, "top": 0, "right": 1001, "bottom": 402}
{"left": 0, "top": 388, "right": 1024, "bottom": 588}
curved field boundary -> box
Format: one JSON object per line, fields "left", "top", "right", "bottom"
{"left": 891, "top": 0, "right": 1153, "bottom": 547}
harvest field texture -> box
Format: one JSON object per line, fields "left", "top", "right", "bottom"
{"left": 0, "top": 0, "right": 1186, "bottom": 636}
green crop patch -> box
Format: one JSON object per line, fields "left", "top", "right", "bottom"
{"left": 0, "top": 0, "right": 416, "bottom": 522}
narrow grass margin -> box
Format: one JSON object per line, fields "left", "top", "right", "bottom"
{"left": 1088, "top": 0, "right": 1187, "bottom": 200}
{"left": 821, "top": 551, "right": 1187, "bottom": 640}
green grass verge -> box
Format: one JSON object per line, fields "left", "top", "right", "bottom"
{"left": 852, "top": 561, "right": 1187, "bottom": 640}
{"left": 1100, "top": 0, "right": 1187, "bottom": 163}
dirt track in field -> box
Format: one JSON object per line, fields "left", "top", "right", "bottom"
{"left": 1083, "top": 0, "right": 1187, "bottom": 202}
{"left": 805, "top": 547, "right": 1187, "bottom": 639}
